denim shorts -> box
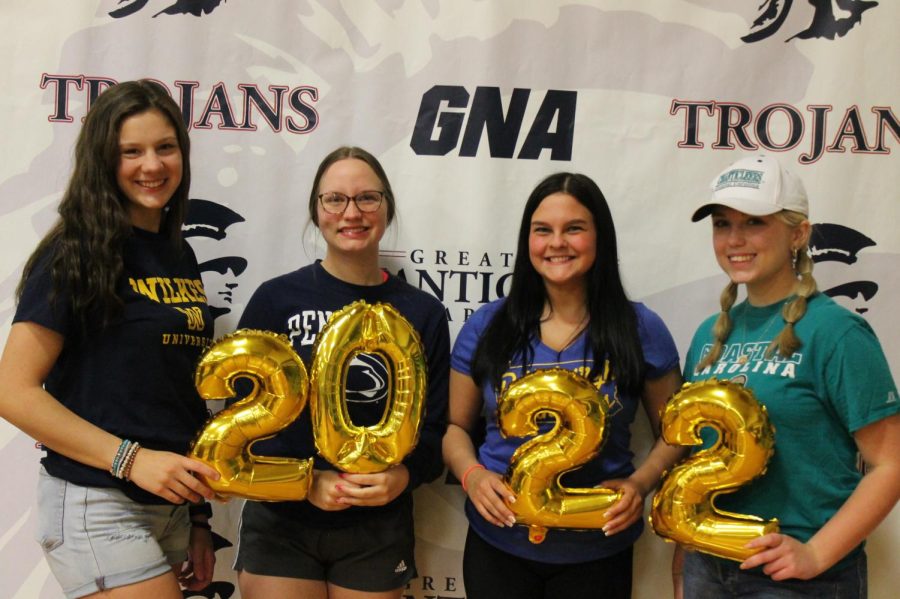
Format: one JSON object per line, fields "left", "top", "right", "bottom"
{"left": 683, "top": 549, "right": 867, "bottom": 599}
{"left": 234, "top": 501, "right": 417, "bottom": 592}
{"left": 35, "top": 468, "right": 190, "bottom": 599}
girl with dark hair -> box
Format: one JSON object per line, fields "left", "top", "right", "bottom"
{"left": 443, "top": 172, "right": 684, "bottom": 599}
{"left": 677, "top": 155, "right": 900, "bottom": 598}
{"left": 234, "top": 146, "right": 449, "bottom": 599}
{"left": 0, "top": 80, "right": 220, "bottom": 598}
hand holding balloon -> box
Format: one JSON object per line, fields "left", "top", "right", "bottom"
{"left": 307, "top": 469, "right": 350, "bottom": 512}
{"left": 741, "top": 533, "right": 824, "bottom": 580}
{"left": 598, "top": 477, "right": 645, "bottom": 536}
{"left": 334, "top": 464, "right": 410, "bottom": 507}
{"left": 128, "top": 448, "right": 220, "bottom": 504}
{"left": 465, "top": 466, "right": 517, "bottom": 528}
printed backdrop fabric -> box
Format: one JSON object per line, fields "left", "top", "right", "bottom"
{"left": 0, "top": 2, "right": 897, "bottom": 598}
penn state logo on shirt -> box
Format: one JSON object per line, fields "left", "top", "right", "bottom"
{"left": 345, "top": 353, "right": 390, "bottom": 405}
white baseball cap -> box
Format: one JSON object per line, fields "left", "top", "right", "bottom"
{"left": 691, "top": 154, "right": 809, "bottom": 221}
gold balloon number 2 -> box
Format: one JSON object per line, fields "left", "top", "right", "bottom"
{"left": 498, "top": 368, "right": 622, "bottom": 544}
{"left": 650, "top": 379, "right": 779, "bottom": 561}
{"left": 188, "top": 301, "right": 427, "bottom": 501}
{"left": 189, "top": 330, "right": 313, "bottom": 502}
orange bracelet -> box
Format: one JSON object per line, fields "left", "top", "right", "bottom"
{"left": 461, "top": 464, "right": 486, "bottom": 491}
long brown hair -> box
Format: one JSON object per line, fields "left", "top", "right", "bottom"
{"left": 17, "top": 80, "right": 192, "bottom": 332}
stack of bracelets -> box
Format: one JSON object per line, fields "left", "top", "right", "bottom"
{"left": 110, "top": 439, "right": 141, "bottom": 480}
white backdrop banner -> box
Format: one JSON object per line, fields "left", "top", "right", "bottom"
{"left": 1, "top": 2, "right": 897, "bottom": 598}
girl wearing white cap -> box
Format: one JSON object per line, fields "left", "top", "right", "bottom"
{"left": 678, "top": 155, "right": 900, "bottom": 597}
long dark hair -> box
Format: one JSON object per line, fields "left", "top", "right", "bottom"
{"left": 16, "top": 80, "right": 191, "bottom": 331}
{"left": 471, "top": 172, "right": 646, "bottom": 396}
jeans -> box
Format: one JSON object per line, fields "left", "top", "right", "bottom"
{"left": 35, "top": 468, "right": 189, "bottom": 599}
{"left": 682, "top": 549, "right": 867, "bottom": 599}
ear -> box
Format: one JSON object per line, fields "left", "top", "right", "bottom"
{"left": 792, "top": 219, "right": 811, "bottom": 250}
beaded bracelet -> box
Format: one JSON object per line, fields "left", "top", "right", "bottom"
{"left": 461, "top": 463, "right": 486, "bottom": 492}
{"left": 110, "top": 440, "right": 141, "bottom": 479}
{"left": 110, "top": 439, "right": 133, "bottom": 477}
{"left": 120, "top": 443, "right": 141, "bottom": 480}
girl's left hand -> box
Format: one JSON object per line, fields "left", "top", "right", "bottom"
{"left": 740, "top": 533, "right": 823, "bottom": 580}
{"left": 598, "top": 478, "right": 645, "bottom": 536}
{"left": 334, "top": 464, "right": 410, "bottom": 507}
{"left": 178, "top": 524, "right": 216, "bottom": 590}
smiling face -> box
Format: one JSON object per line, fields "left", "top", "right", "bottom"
{"left": 316, "top": 158, "right": 388, "bottom": 261}
{"left": 711, "top": 206, "right": 809, "bottom": 305}
{"left": 528, "top": 192, "right": 597, "bottom": 292}
{"left": 116, "top": 109, "right": 183, "bottom": 232}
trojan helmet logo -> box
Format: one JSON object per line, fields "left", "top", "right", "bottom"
{"left": 184, "top": 199, "right": 248, "bottom": 321}
{"left": 810, "top": 223, "right": 879, "bottom": 315}
{"left": 743, "top": 0, "right": 879, "bottom": 43}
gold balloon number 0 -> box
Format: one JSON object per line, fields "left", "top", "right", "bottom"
{"left": 498, "top": 368, "right": 622, "bottom": 544}
{"left": 189, "top": 301, "right": 427, "bottom": 501}
{"left": 309, "top": 301, "right": 427, "bottom": 473}
{"left": 649, "top": 379, "right": 779, "bottom": 561}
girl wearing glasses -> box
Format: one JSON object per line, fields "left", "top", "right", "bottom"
{"left": 442, "top": 172, "right": 684, "bottom": 599}
{"left": 234, "top": 146, "right": 450, "bottom": 599}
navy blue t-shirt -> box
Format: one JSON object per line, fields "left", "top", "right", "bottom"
{"left": 14, "top": 228, "right": 213, "bottom": 504}
{"left": 236, "top": 261, "right": 450, "bottom": 527}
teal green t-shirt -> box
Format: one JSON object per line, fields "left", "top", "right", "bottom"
{"left": 684, "top": 293, "right": 898, "bottom": 566}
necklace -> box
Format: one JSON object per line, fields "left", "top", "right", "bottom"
{"left": 735, "top": 302, "right": 782, "bottom": 364}
{"left": 540, "top": 308, "right": 589, "bottom": 353}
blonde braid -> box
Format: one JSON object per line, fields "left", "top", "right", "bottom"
{"left": 696, "top": 281, "right": 738, "bottom": 371}
{"left": 766, "top": 210, "right": 818, "bottom": 358}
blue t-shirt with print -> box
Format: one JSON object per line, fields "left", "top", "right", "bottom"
{"left": 452, "top": 298, "right": 679, "bottom": 564}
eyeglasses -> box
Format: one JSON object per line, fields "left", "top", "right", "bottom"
{"left": 317, "top": 190, "right": 385, "bottom": 214}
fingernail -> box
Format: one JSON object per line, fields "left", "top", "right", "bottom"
{"left": 336, "top": 484, "right": 343, "bottom": 492}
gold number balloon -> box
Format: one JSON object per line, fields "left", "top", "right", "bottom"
{"left": 649, "top": 379, "right": 778, "bottom": 561}
{"left": 498, "top": 368, "right": 622, "bottom": 544}
{"left": 188, "top": 330, "right": 313, "bottom": 501}
{"left": 310, "top": 300, "right": 427, "bottom": 473}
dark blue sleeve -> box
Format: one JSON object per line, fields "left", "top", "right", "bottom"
{"left": 14, "top": 250, "right": 72, "bottom": 337}
{"left": 403, "top": 297, "right": 450, "bottom": 489}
